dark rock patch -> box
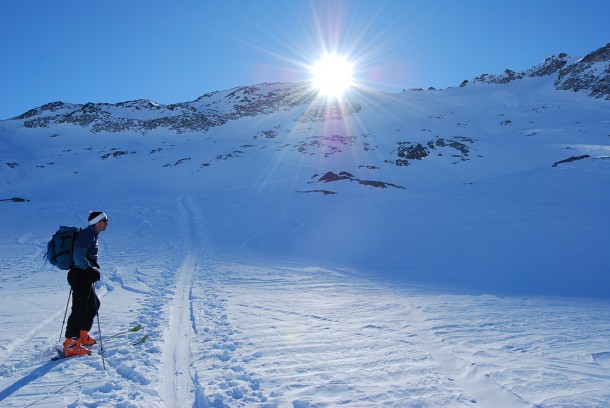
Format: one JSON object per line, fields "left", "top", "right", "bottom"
{"left": 552, "top": 155, "right": 590, "bottom": 167}
{"left": 297, "top": 190, "right": 337, "bottom": 195}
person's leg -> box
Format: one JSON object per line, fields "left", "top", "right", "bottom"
{"left": 84, "top": 287, "right": 99, "bottom": 331}
{"left": 64, "top": 268, "right": 93, "bottom": 356}
{"left": 65, "top": 268, "right": 92, "bottom": 338}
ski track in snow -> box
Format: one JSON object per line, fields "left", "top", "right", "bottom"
{"left": 159, "top": 195, "right": 201, "bottom": 407}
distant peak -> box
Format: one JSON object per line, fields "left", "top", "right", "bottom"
{"left": 462, "top": 42, "right": 610, "bottom": 100}
{"left": 555, "top": 42, "right": 610, "bottom": 99}
{"left": 471, "top": 53, "right": 573, "bottom": 85}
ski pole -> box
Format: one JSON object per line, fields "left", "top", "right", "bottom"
{"left": 92, "top": 284, "right": 106, "bottom": 370}
{"left": 59, "top": 288, "right": 72, "bottom": 343}
{"left": 96, "top": 311, "right": 106, "bottom": 370}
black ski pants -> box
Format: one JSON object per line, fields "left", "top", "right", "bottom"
{"left": 65, "top": 267, "right": 100, "bottom": 339}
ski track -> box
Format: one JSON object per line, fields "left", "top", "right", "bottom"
{"left": 159, "top": 195, "right": 200, "bottom": 407}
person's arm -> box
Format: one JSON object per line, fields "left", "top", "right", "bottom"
{"left": 73, "top": 229, "right": 95, "bottom": 270}
{"left": 73, "top": 247, "right": 93, "bottom": 269}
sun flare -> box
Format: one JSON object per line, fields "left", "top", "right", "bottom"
{"left": 311, "top": 54, "right": 354, "bottom": 98}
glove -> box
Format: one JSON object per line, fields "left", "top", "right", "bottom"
{"left": 88, "top": 267, "right": 100, "bottom": 283}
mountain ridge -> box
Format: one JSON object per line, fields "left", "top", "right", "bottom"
{"left": 467, "top": 42, "right": 609, "bottom": 100}
{"left": 6, "top": 43, "right": 609, "bottom": 133}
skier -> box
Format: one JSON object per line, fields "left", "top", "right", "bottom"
{"left": 63, "top": 211, "right": 109, "bottom": 357}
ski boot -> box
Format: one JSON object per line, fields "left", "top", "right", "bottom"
{"left": 64, "top": 337, "right": 91, "bottom": 357}
{"left": 78, "top": 330, "right": 96, "bottom": 346}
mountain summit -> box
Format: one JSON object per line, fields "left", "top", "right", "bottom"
{"left": 555, "top": 42, "right": 610, "bottom": 98}
{"left": 466, "top": 42, "right": 609, "bottom": 99}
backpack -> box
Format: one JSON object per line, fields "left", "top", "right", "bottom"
{"left": 45, "top": 226, "right": 81, "bottom": 270}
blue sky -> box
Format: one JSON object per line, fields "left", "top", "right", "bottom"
{"left": 1, "top": 0, "right": 609, "bottom": 120}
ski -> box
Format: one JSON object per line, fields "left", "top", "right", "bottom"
{"left": 51, "top": 345, "right": 88, "bottom": 361}
{"left": 131, "top": 334, "right": 149, "bottom": 346}
{"left": 107, "top": 323, "right": 143, "bottom": 339}
{"left": 51, "top": 324, "right": 146, "bottom": 361}
{"left": 97, "top": 334, "right": 149, "bottom": 352}
{"left": 52, "top": 335, "right": 148, "bottom": 361}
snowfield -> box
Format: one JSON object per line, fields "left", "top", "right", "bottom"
{"left": 1, "top": 74, "right": 610, "bottom": 407}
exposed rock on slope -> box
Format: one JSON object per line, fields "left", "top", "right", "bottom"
{"left": 469, "top": 43, "right": 609, "bottom": 99}
{"left": 555, "top": 43, "right": 610, "bottom": 99}
{"left": 15, "top": 83, "right": 317, "bottom": 133}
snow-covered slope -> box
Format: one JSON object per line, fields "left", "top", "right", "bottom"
{"left": 2, "top": 61, "right": 609, "bottom": 297}
{"left": 0, "top": 44, "right": 609, "bottom": 407}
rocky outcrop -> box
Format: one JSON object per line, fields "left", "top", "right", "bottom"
{"left": 552, "top": 155, "right": 590, "bottom": 167}
{"left": 555, "top": 43, "right": 610, "bottom": 99}
{"left": 311, "top": 171, "right": 405, "bottom": 190}
{"left": 387, "top": 137, "right": 476, "bottom": 167}
{"left": 14, "top": 83, "right": 318, "bottom": 133}
{"left": 469, "top": 43, "right": 610, "bottom": 99}
{"left": 473, "top": 53, "right": 571, "bottom": 85}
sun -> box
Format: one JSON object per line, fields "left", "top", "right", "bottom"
{"left": 310, "top": 54, "right": 354, "bottom": 98}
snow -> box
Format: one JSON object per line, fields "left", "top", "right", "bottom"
{"left": 0, "top": 78, "right": 609, "bottom": 407}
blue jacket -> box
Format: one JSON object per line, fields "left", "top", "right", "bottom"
{"left": 73, "top": 225, "right": 99, "bottom": 270}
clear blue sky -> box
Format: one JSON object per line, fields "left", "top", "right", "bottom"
{"left": 1, "top": 0, "right": 609, "bottom": 119}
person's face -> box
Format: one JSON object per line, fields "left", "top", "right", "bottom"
{"left": 95, "top": 218, "right": 109, "bottom": 233}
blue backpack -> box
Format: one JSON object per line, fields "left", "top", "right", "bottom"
{"left": 45, "top": 226, "right": 81, "bottom": 270}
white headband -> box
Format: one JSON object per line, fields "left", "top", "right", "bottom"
{"left": 89, "top": 212, "right": 108, "bottom": 225}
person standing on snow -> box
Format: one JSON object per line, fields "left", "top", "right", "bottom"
{"left": 63, "top": 211, "right": 109, "bottom": 357}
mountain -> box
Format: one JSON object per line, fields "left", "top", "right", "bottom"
{"left": 11, "top": 83, "right": 319, "bottom": 134}
{"left": 7, "top": 43, "right": 610, "bottom": 134}
{"left": 1, "top": 41, "right": 609, "bottom": 295}
{"left": 468, "top": 42, "right": 610, "bottom": 99}
{"left": 1, "top": 44, "right": 610, "bottom": 407}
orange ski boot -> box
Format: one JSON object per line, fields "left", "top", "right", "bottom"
{"left": 64, "top": 337, "right": 91, "bottom": 357}
{"left": 78, "top": 330, "right": 96, "bottom": 346}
